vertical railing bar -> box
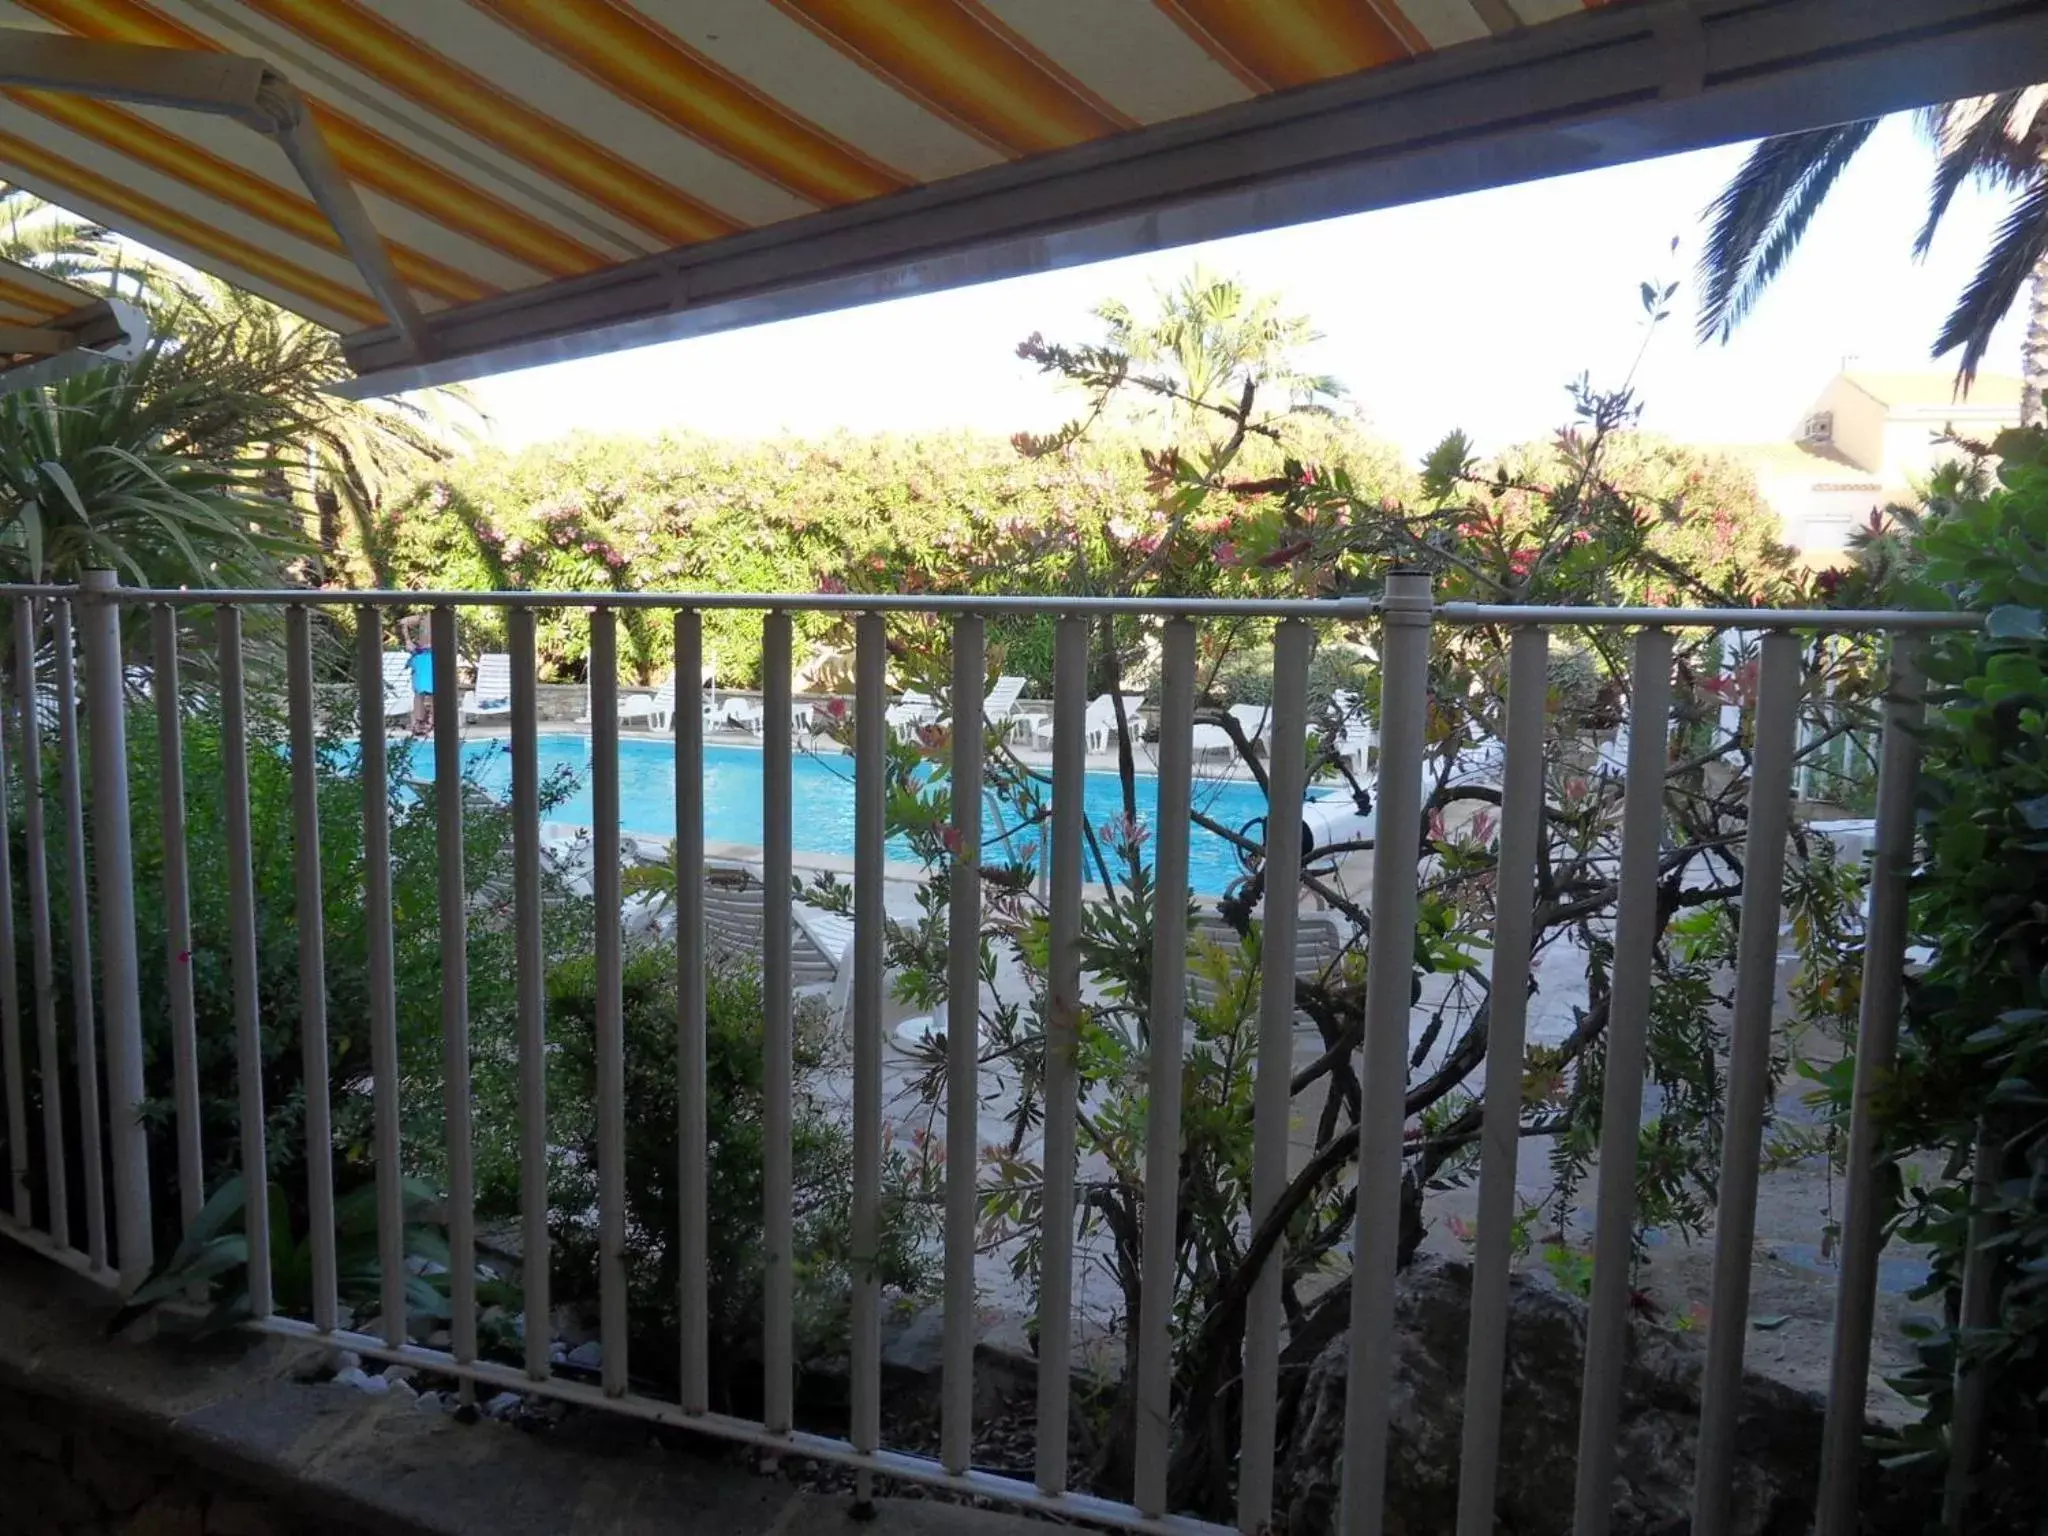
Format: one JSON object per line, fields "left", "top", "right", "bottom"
{"left": 16, "top": 599, "right": 65, "bottom": 1250}
{"left": 1692, "top": 631, "right": 1802, "bottom": 1536}
{"left": 675, "top": 609, "right": 709, "bottom": 1413}
{"left": 0, "top": 603, "right": 27, "bottom": 1225}
{"left": 53, "top": 601, "right": 106, "bottom": 1270}
{"left": 941, "top": 614, "right": 987, "bottom": 1476}
{"left": 761, "top": 610, "right": 796, "bottom": 1433}
{"left": 850, "top": 612, "right": 886, "bottom": 1457}
{"left": 1133, "top": 616, "right": 1196, "bottom": 1518}
{"left": 589, "top": 607, "right": 627, "bottom": 1397}
{"left": 1569, "top": 625, "right": 1675, "bottom": 1536}
{"left": 1337, "top": 572, "right": 1434, "bottom": 1536}
{"left": 508, "top": 609, "right": 550, "bottom": 1383}
{"left": 1941, "top": 1123, "right": 2000, "bottom": 1529}
{"left": 1237, "top": 617, "right": 1313, "bottom": 1532}
{"left": 355, "top": 610, "right": 406, "bottom": 1348}
{"left": 286, "top": 606, "right": 338, "bottom": 1331}
{"left": 77, "top": 572, "right": 150, "bottom": 1288}
{"left": 151, "top": 605, "right": 201, "bottom": 1228}
{"left": 217, "top": 605, "right": 269, "bottom": 1317}
{"left": 1814, "top": 634, "right": 1926, "bottom": 1535}
{"left": 1035, "top": 614, "right": 1087, "bottom": 1498}
{"left": 430, "top": 606, "right": 477, "bottom": 1371}
{"left": 1454, "top": 624, "right": 1549, "bottom": 1536}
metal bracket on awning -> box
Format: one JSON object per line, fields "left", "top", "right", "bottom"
{"left": 0, "top": 293, "right": 150, "bottom": 397}
{"left": 0, "top": 30, "right": 429, "bottom": 360}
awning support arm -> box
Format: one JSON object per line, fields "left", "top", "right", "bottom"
{"left": 0, "top": 323, "right": 71, "bottom": 356}
{"left": 0, "top": 30, "right": 429, "bottom": 358}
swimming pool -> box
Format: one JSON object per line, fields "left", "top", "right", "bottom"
{"left": 399, "top": 734, "right": 1279, "bottom": 893}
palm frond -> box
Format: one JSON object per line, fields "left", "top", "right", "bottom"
{"left": 1916, "top": 91, "right": 2046, "bottom": 259}
{"left": 1696, "top": 121, "right": 1879, "bottom": 344}
{"left": 1934, "top": 172, "right": 2048, "bottom": 386}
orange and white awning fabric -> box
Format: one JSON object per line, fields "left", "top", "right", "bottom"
{"left": 0, "top": 251, "right": 90, "bottom": 333}
{"left": 0, "top": 0, "right": 2042, "bottom": 392}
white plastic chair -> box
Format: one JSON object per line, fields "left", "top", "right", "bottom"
{"left": 1061, "top": 693, "right": 1147, "bottom": 752}
{"left": 886, "top": 689, "right": 938, "bottom": 741}
{"left": 1331, "top": 690, "right": 1374, "bottom": 776}
{"left": 1228, "top": 702, "right": 1272, "bottom": 744}
{"left": 719, "top": 696, "right": 764, "bottom": 734}
{"left": 462, "top": 653, "right": 512, "bottom": 721}
{"left": 620, "top": 674, "right": 678, "bottom": 731}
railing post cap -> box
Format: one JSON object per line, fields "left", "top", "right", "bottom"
{"left": 78, "top": 569, "right": 120, "bottom": 593}
{"left": 1382, "top": 568, "right": 1434, "bottom": 618}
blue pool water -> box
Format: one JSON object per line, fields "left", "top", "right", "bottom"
{"left": 398, "top": 734, "right": 1277, "bottom": 893}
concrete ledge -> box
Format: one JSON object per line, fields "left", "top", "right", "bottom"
{"left": 0, "top": 1244, "right": 1045, "bottom": 1535}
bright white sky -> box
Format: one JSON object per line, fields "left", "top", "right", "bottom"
{"left": 469, "top": 116, "right": 2027, "bottom": 460}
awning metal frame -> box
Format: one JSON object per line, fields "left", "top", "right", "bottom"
{"left": 0, "top": 292, "right": 150, "bottom": 395}
{"left": 0, "top": 30, "right": 429, "bottom": 358}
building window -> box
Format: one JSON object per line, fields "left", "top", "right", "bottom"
{"left": 1801, "top": 410, "right": 1834, "bottom": 445}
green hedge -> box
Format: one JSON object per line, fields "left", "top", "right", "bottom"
{"left": 351, "top": 425, "right": 1412, "bottom": 688}
{"left": 349, "top": 422, "right": 1786, "bottom": 692}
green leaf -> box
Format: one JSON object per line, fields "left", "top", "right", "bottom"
{"left": 35, "top": 458, "right": 89, "bottom": 521}
{"left": 2017, "top": 794, "right": 2048, "bottom": 830}
{"left": 123, "top": 1236, "right": 248, "bottom": 1309}
{"left": 168, "top": 1174, "right": 250, "bottom": 1270}
{"left": 1985, "top": 603, "right": 2045, "bottom": 640}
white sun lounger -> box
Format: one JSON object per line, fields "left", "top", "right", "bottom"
{"left": 702, "top": 864, "right": 855, "bottom": 1005}
{"left": 1187, "top": 911, "right": 1350, "bottom": 1025}
{"left": 382, "top": 651, "right": 412, "bottom": 720}
{"left": 462, "top": 653, "right": 512, "bottom": 721}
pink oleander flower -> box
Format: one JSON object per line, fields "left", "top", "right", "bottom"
{"left": 1097, "top": 814, "right": 1150, "bottom": 852}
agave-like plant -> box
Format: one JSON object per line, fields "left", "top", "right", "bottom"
{"left": 0, "top": 342, "right": 307, "bottom": 587}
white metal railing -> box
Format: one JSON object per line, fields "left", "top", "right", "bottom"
{"left": 0, "top": 573, "right": 1982, "bottom": 1535}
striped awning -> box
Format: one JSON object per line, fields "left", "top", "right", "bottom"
{"left": 0, "top": 251, "right": 91, "bottom": 334}
{"left": 0, "top": 251, "right": 147, "bottom": 386}
{"left": 0, "top": 0, "right": 2042, "bottom": 392}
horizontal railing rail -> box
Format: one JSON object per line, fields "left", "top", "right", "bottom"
{"left": 0, "top": 581, "right": 1991, "bottom": 630}
{"left": 0, "top": 574, "right": 1972, "bottom": 1536}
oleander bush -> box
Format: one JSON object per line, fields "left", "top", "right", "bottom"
{"left": 348, "top": 425, "right": 1414, "bottom": 687}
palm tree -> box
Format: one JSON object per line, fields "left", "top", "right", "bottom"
{"left": 1015, "top": 265, "right": 1342, "bottom": 471}
{"left": 1697, "top": 89, "right": 2048, "bottom": 422}
{"left": 1095, "top": 266, "right": 1341, "bottom": 447}
{"left": 1, "top": 188, "right": 474, "bottom": 579}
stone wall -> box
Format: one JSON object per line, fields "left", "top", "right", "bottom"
{"left": 0, "top": 1390, "right": 341, "bottom": 1536}
{"left": 0, "top": 1245, "right": 1040, "bottom": 1536}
